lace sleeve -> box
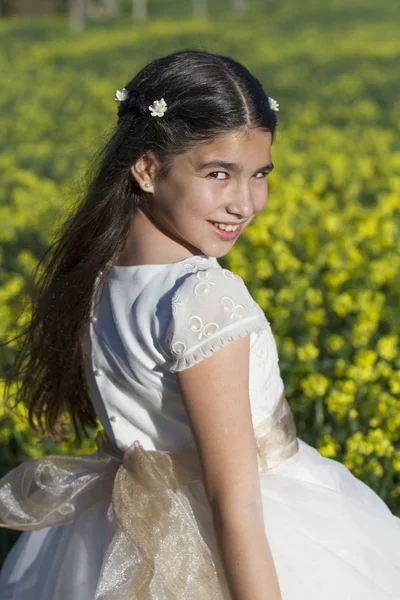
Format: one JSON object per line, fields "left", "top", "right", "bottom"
{"left": 164, "top": 266, "right": 269, "bottom": 372}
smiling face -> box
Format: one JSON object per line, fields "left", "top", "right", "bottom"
{"left": 129, "top": 127, "right": 273, "bottom": 263}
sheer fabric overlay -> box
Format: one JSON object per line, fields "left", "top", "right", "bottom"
{"left": 164, "top": 261, "right": 269, "bottom": 372}
{"left": 0, "top": 392, "right": 299, "bottom": 599}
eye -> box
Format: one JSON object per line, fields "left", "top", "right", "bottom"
{"left": 255, "top": 170, "right": 270, "bottom": 179}
{"left": 207, "top": 171, "right": 228, "bottom": 180}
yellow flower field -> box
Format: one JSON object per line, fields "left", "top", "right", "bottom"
{"left": 0, "top": 0, "right": 399, "bottom": 539}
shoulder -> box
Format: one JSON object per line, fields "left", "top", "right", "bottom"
{"left": 161, "top": 256, "right": 268, "bottom": 372}
{"left": 170, "top": 258, "right": 259, "bottom": 316}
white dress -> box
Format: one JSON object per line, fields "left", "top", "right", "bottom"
{"left": 1, "top": 252, "right": 399, "bottom": 599}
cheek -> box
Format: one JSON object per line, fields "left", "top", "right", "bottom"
{"left": 255, "top": 180, "right": 269, "bottom": 210}
{"left": 192, "top": 181, "right": 219, "bottom": 212}
{"left": 177, "top": 181, "right": 219, "bottom": 219}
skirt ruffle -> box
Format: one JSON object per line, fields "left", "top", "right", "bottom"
{"left": 1, "top": 436, "right": 399, "bottom": 599}
{"left": 0, "top": 438, "right": 400, "bottom": 600}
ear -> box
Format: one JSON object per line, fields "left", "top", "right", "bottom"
{"left": 130, "top": 153, "right": 159, "bottom": 193}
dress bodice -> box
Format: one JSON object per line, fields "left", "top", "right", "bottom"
{"left": 83, "top": 253, "right": 287, "bottom": 456}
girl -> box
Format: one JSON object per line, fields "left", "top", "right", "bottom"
{"left": 0, "top": 49, "right": 399, "bottom": 600}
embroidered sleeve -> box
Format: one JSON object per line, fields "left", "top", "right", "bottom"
{"left": 164, "top": 266, "right": 269, "bottom": 372}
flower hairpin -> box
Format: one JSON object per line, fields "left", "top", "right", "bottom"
{"left": 148, "top": 98, "right": 168, "bottom": 117}
{"left": 268, "top": 97, "right": 279, "bottom": 112}
{"left": 115, "top": 87, "right": 128, "bottom": 102}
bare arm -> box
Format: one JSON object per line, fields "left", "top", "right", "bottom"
{"left": 176, "top": 334, "right": 282, "bottom": 600}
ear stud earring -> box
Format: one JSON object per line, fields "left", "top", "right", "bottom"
{"left": 144, "top": 183, "right": 151, "bottom": 189}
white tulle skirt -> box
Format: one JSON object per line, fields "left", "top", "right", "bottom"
{"left": 1, "top": 437, "right": 399, "bottom": 600}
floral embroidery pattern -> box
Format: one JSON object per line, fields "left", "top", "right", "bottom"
{"left": 166, "top": 262, "right": 268, "bottom": 360}
{"left": 255, "top": 346, "right": 269, "bottom": 371}
{"left": 222, "top": 268, "right": 235, "bottom": 279}
{"left": 171, "top": 341, "right": 186, "bottom": 355}
{"left": 182, "top": 257, "right": 209, "bottom": 274}
{"left": 188, "top": 316, "right": 219, "bottom": 340}
{"left": 171, "top": 291, "right": 182, "bottom": 315}
{"left": 221, "top": 296, "right": 246, "bottom": 320}
{"left": 166, "top": 329, "right": 187, "bottom": 356}
{"left": 194, "top": 270, "right": 216, "bottom": 296}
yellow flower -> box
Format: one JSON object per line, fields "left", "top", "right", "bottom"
{"left": 305, "top": 288, "right": 323, "bottom": 306}
{"left": 326, "top": 388, "right": 354, "bottom": 419}
{"left": 337, "top": 379, "right": 356, "bottom": 394}
{"left": 297, "top": 343, "right": 319, "bottom": 361}
{"left": 346, "top": 364, "right": 377, "bottom": 383}
{"left": 282, "top": 336, "right": 296, "bottom": 356}
{"left": 323, "top": 271, "right": 349, "bottom": 289}
{"left": 392, "top": 453, "right": 400, "bottom": 473}
{"left": 326, "top": 334, "right": 345, "bottom": 353}
{"left": 375, "top": 360, "right": 393, "bottom": 379}
{"left": 332, "top": 292, "right": 354, "bottom": 316}
{"left": 377, "top": 335, "right": 398, "bottom": 361}
{"left": 334, "top": 358, "right": 347, "bottom": 377}
{"left": 305, "top": 309, "right": 326, "bottom": 325}
{"left": 389, "top": 372, "right": 400, "bottom": 395}
{"left": 276, "top": 288, "right": 297, "bottom": 304}
{"left": 255, "top": 259, "right": 274, "bottom": 279}
{"left": 354, "top": 349, "right": 377, "bottom": 368}
{"left": 317, "top": 434, "right": 341, "bottom": 458}
{"left": 366, "top": 458, "right": 384, "bottom": 478}
{"left": 254, "top": 288, "right": 273, "bottom": 311}
{"left": 300, "top": 373, "right": 330, "bottom": 399}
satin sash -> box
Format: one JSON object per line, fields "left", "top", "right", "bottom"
{"left": 0, "top": 391, "right": 299, "bottom": 599}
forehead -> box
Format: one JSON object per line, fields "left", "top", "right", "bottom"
{"left": 185, "top": 128, "right": 272, "bottom": 166}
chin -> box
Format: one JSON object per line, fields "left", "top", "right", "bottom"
{"left": 207, "top": 247, "right": 233, "bottom": 259}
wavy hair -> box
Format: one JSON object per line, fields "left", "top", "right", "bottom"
{"left": 3, "top": 49, "right": 278, "bottom": 441}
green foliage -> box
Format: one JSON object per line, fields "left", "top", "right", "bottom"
{"left": 0, "top": 1, "right": 399, "bottom": 561}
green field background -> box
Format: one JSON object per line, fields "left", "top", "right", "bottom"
{"left": 1, "top": 0, "right": 400, "bottom": 560}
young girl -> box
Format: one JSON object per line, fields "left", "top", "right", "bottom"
{"left": 0, "top": 49, "right": 399, "bottom": 600}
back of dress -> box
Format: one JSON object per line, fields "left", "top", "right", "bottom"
{"left": 83, "top": 253, "right": 278, "bottom": 454}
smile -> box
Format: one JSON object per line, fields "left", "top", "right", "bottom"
{"left": 208, "top": 221, "right": 242, "bottom": 240}
{"left": 211, "top": 222, "right": 240, "bottom": 232}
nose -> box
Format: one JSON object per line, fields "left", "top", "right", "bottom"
{"left": 226, "top": 182, "right": 256, "bottom": 220}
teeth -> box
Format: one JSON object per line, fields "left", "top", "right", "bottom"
{"left": 212, "top": 222, "right": 239, "bottom": 232}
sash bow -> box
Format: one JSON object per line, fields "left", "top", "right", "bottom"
{"left": 0, "top": 392, "right": 298, "bottom": 598}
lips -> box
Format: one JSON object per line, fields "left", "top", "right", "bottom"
{"left": 208, "top": 221, "right": 242, "bottom": 241}
{"left": 210, "top": 221, "right": 245, "bottom": 226}
{"left": 212, "top": 221, "right": 239, "bottom": 226}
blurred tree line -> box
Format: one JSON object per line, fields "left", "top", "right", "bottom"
{"left": 0, "top": 0, "right": 247, "bottom": 29}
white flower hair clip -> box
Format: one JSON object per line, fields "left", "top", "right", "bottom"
{"left": 115, "top": 87, "right": 128, "bottom": 102}
{"left": 148, "top": 98, "right": 168, "bottom": 117}
{"left": 268, "top": 96, "right": 279, "bottom": 112}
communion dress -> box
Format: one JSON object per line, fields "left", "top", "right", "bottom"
{"left": 1, "top": 252, "right": 400, "bottom": 599}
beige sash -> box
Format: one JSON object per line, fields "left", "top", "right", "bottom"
{"left": 0, "top": 392, "right": 299, "bottom": 599}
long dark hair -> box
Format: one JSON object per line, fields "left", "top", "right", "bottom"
{"left": 3, "top": 49, "right": 278, "bottom": 442}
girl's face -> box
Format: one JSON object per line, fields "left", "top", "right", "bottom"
{"left": 133, "top": 127, "right": 273, "bottom": 260}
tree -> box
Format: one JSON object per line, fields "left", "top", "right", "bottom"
{"left": 103, "top": 0, "right": 118, "bottom": 16}
{"left": 86, "top": 0, "right": 119, "bottom": 19}
{"left": 192, "top": 0, "right": 208, "bottom": 18}
{"left": 231, "top": 0, "right": 246, "bottom": 16}
{"left": 132, "top": 0, "right": 147, "bottom": 22}
{"left": 69, "top": 0, "right": 86, "bottom": 32}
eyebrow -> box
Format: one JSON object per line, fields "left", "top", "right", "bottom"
{"left": 197, "top": 160, "right": 274, "bottom": 174}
